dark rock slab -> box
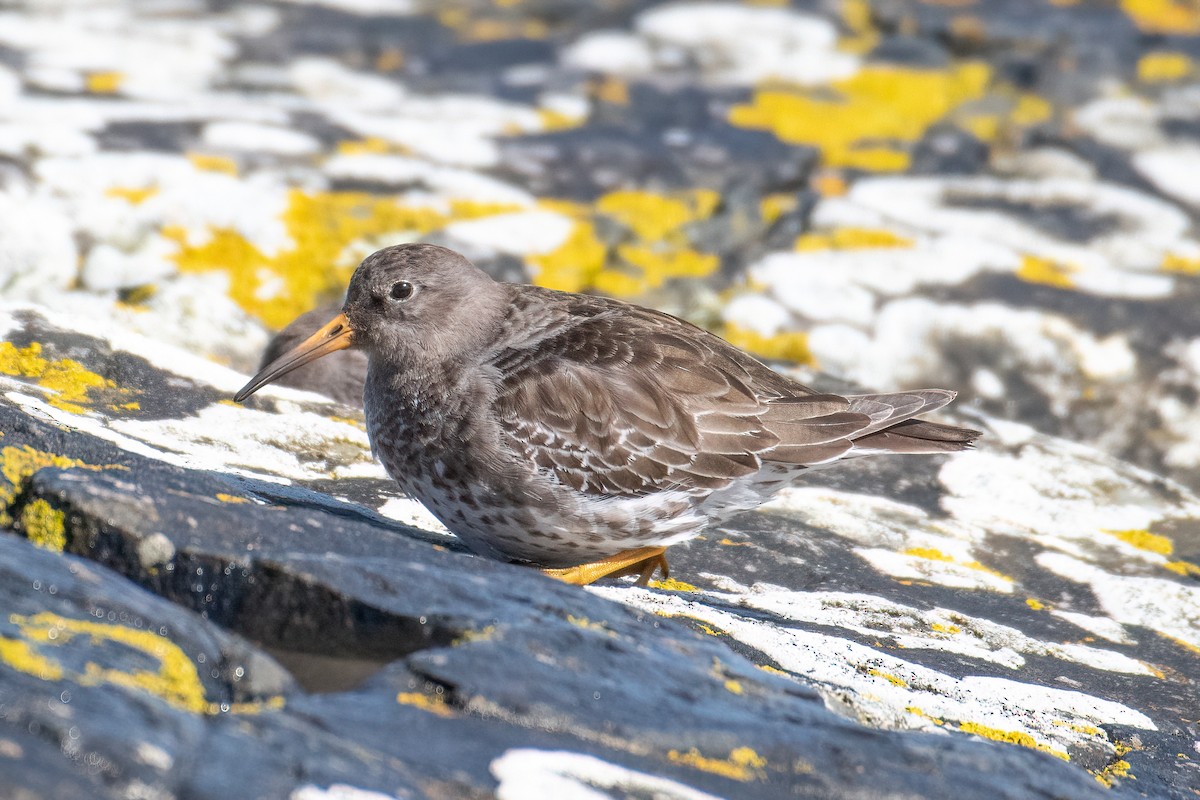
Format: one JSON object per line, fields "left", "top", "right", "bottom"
{"left": 0, "top": 393, "right": 1134, "bottom": 799}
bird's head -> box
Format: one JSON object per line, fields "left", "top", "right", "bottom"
{"left": 235, "top": 243, "right": 505, "bottom": 402}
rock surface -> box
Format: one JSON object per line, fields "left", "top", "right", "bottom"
{"left": 1, "top": 0, "right": 1199, "bottom": 798}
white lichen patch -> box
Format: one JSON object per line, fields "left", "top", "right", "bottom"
{"left": 443, "top": 211, "right": 574, "bottom": 257}
{"left": 828, "top": 175, "right": 1189, "bottom": 299}
{"left": 634, "top": 3, "right": 858, "bottom": 86}
{"left": 939, "top": 441, "right": 1200, "bottom": 568}
{"left": 377, "top": 498, "right": 452, "bottom": 536}
{"left": 491, "top": 748, "right": 723, "bottom": 800}
{"left": 763, "top": 486, "right": 1011, "bottom": 592}
{"left": 111, "top": 403, "right": 379, "bottom": 482}
{"left": 705, "top": 587, "right": 1152, "bottom": 675}
{"left": 0, "top": 191, "right": 79, "bottom": 300}
{"left": 1050, "top": 610, "right": 1137, "bottom": 646}
{"left": 0, "top": 6, "right": 238, "bottom": 100}
{"left": 291, "top": 784, "right": 398, "bottom": 800}
{"left": 326, "top": 95, "right": 546, "bottom": 168}
{"left": 202, "top": 121, "right": 322, "bottom": 157}
{"left": 598, "top": 589, "right": 1157, "bottom": 759}
{"left": 33, "top": 151, "right": 293, "bottom": 257}
{"left": 322, "top": 154, "right": 536, "bottom": 206}
{"left": 808, "top": 299, "right": 1137, "bottom": 414}
{"left": 1039, "top": 553, "right": 1200, "bottom": 651}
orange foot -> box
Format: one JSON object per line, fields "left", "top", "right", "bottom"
{"left": 543, "top": 546, "right": 669, "bottom": 586}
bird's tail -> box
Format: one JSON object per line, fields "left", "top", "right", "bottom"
{"left": 845, "top": 390, "right": 980, "bottom": 455}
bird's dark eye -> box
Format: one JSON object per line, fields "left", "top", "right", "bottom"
{"left": 389, "top": 281, "right": 415, "bottom": 301}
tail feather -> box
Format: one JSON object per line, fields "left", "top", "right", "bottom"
{"left": 845, "top": 389, "right": 978, "bottom": 456}
{"left": 761, "top": 386, "right": 980, "bottom": 464}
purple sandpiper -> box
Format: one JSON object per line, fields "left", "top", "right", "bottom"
{"left": 236, "top": 244, "right": 979, "bottom": 585}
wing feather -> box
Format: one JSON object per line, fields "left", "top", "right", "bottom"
{"left": 489, "top": 290, "right": 975, "bottom": 498}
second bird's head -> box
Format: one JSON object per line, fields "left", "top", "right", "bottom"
{"left": 235, "top": 243, "right": 504, "bottom": 402}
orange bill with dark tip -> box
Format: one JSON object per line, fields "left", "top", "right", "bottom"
{"left": 234, "top": 313, "right": 354, "bottom": 402}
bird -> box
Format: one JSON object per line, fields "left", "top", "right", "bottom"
{"left": 236, "top": 243, "right": 979, "bottom": 585}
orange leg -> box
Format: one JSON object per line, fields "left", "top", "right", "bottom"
{"left": 543, "top": 546, "right": 669, "bottom": 586}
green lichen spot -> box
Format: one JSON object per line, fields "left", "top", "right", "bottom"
{"left": 20, "top": 499, "right": 66, "bottom": 552}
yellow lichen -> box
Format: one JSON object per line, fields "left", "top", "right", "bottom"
{"left": 1163, "top": 634, "right": 1200, "bottom": 655}
{"left": 1016, "top": 255, "right": 1077, "bottom": 289}
{"left": 903, "top": 547, "right": 955, "bottom": 562}
{"left": 794, "top": 227, "right": 914, "bottom": 251}
{"left": 839, "top": 0, "right": 881, "bottom": 54}
{"left": 1138, "top": 52, "right": 1193, "bottom": 82}
{"left": 165, "top": 190, "right": 525, "bottom": 328}
{"left": 538, "top": 107, "right": 584, "bottom": 132}
{"left": 867, "top": 668, "right": 908, "bottom": 687}
{"left": 906, "top": 706, "right": 945, "bottom": 726}
{"left": 1164, "top": 560, "right": 1200, "bottom": 577}
{"left": 1102, "top": 528, "right": 1174, "bottom": 556}
{"left": 566, "top": 615, "right": 612, "bottom": 634}
{"left": 0, "top": 635, "right": 64, "bottom": 681}
{"left": 526, "top": 218, "right": 608, "bottom": 293}
{"left": 396, "top": 691, "right": 455, "bottom": 717}
{"left": 0, "top": 445, "right": 112, "bottom": 526}
{"left": 959, "top": 114, "right": 1000, "bottom": 142}
{"left": 1122, "top": 0, "right": 1200, "bottom": 34}
{"left": 1026, "top": 598, "right": 1047, "bottom": 611}
{"left": 1161, "top": 252, "right": 1200, "bottom": 274}
{"left": 649, "top": 578, "right": 698, "bottom": 592}
{"left": 13, "top": 613, "right": 210, "bottom": 714}
{"left": 218, "top": 696, "right": 287, "bottom": 715}
{"left": 597, "top": 245, "right": 719, "bottom": 296}
{"left": 1094, "top": 759, "right": 1133, "bottom": 787}
{"left": 214, "top": 493, "right": 248, "bottom": 504}
{"left": 721, "top": 325, "right": 814, "bottom": 366}
{"left": 1010, "top": 93, "right": 1054, "bottom": 127}
{"left": 591, "top": 76, "right": 630, "bottom": 105}
{"left": 375, "top": 48, "right": 405, "bottom": 72}
{"left": 958, "top": 721, "right": 1070, "bottom": 761}
{"left": 931, "top": 623, "right": 961, "bottom": 635}
{"left": 527, "top": 189, "right": 721, "bottom": 298}
{"left": 728, "top": 63, "right": 992, "bottom": 171}
{"left": 19, "top": 499, "right": 66, "bottom": 552}
{"left": 335, "top": 137, "right": 392, "bottom": 155}
{"left": 757, "top": 664, "right": 788, "bottom": 676}
{"left": 453, "top": 625, "right": 497, "bottom": 646}
{"left": 596, "top": 190, "right": 719, "bottom": 242}
{"left": 85, "top": 71, "right": 123, "bottom": 94}
{"left": 759, "top": 193, "right": 797, "bottom": 224}
{"left": 723, "top": 679, "right": 744, "bottom": 695}
{"left": 902, "top": 547, "right": 1013, "bottom": 582}
{"left": 667, "top": 747, "right": 767, "bottom": 782}
{"left": 811, "top": 172, "right": 849, "bottom": 196}
{"left": 186, "top": 153, "right": 239, "bottom": 175}
{"left": 105, "top": 185, "right": 159, "bottom": 205}
{"left": 0, "top": 341, "right": 135, "bottom": 414}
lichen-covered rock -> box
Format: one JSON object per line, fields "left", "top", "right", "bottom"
{"left": 1, "top": 283, "right": 1194, "bottom": 797}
